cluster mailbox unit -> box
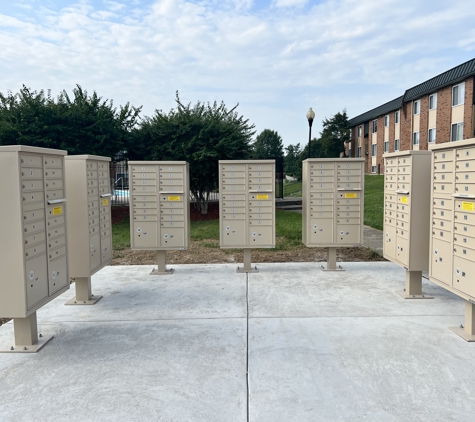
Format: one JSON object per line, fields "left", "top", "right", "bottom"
{"left": 383, "top": 151, "right": 432, "bottom": 299}
{"left": 429, "top": 138, "right": 475, "bottom": 341}
{"left": 302, "top": 158, "right": 365, "bottom": 270}
{"left": 0, "top": 146, "right": 69, "bottom": 352}
{"left": 64, "top": 155, "right": 113, "bottom": 305}
{"left": 219, "top": 160, "right": 275, "bottom": 272}
{"left": 128, "top": 161, "right": 190, "bottom": 274}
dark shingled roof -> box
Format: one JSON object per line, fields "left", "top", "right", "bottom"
{"left": 348, "top": 96, "right": 403, "bottom": 127}
{"left": 403, "top": 58, "right": 475, "bottom": 102}
{"left": 348, "top": 57, "right": 475, "bottom": 128}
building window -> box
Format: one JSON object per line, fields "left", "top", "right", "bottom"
{"left": 395, "top": 110, "right": 399, "bottom": 124}
{"left": 357, "top": 146, "right": 361, "bottom": 157}
{"left": 413, "top": 132, "right": 420, "bottom": 145}
{"left": 451, "top": 122, "right": 464, "bottom": 141}
{"left": 372, "top": 120, "right": 377, "bottom": 133}
{"left": 358, "top": 126, "right": 362, "bottom": 137}
{"left": 384, "top": 141, "right": 389, "bottom": 152}
{"left": 429, "top": 93, "right": 437, "bottom": 110}
{"left": 394, "top": 139, "right": 400, "bottom": 151}
{"left": 428, "top": 128, "right": 436, "bottom": 143}
{"left": 348, "top": 145, "right": 352, "bottom": 157}
{"left": 413, "top": 100, "right": 420, "bottom": 115}
{"left": 371, "top": 166, "right": 377, "bottom": 174}
{"left": 384, "top": 115, "right": 389, "bottom": 127}
{"left": 453, "top": 83, "right": 465, "bottom": 106}
{"left": 372, "top": 144, "right": 377, "bottom": 156}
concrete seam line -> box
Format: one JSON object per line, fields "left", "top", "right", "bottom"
{"left": 246, "top": 272, "right": 250, "bottom": 422}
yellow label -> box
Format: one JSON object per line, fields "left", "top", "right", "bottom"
{"left": 102, "top": 199, "right": 109, "bottom": 206}
{"left": 53, "top": 206, "right": 62, "bottom": 215}
{"left": 401, "top": 196, "right": 409, "bottom": 204}
{"left": 168, "top": 196, "right": 181, "bottom": 201}
{"left": 344, "top": 193, "right": 357, "bottom": 198}
{"left": 257, "top": 194, "right": 269, "bottom": 200}
{"left": 462, "top": 202, "right": 475, "bottom": 212}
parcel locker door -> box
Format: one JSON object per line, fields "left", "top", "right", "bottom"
{"left": 48, "top": 255, "right": 68, "bottom": 294}
{"left": 309, "top": 219, "right": 333, "bottom": 244}
{"left": 90, "top": 233, "right": 101, "bottom": 271}
{"left": 160, "top": 228, "right": 185, "bottom": 248}
{"left": 26, "top": 254, "right": 49, "bottom": 310}
{"left": 222, "top": 221, "right": 247, "bottom": 247}
{"left": 430, "top": 238, "right": 453, "bottom": 286}
{"left": 133, "top": 222, "right": 158, "bottom": 248}
{"left": 249, "top": 226, "right": 273, "bottom": 246}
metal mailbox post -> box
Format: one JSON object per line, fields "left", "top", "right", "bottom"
{"left": 64, "top": 155, "right": 112, "bottom": 305}
{"left": 383, "top": 151, "right": 433, "bottom": 299}
{"left": 219, "top": 160, "right": 276, "bottom": 272}
{"left": 128, "top": 161, "right": 190, "bottom": 274}
{"left": 429, "top": 139, "right": 475, "bottom": 341}
{"left": 0, "top": 145, "right": 69, "bottom": 353}
{"left": 302, "top": 158, "right": 365, "bottom": 270}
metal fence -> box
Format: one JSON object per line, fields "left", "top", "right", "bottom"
{"left": 110, "top": 158, "right": 282, "bottom": 205}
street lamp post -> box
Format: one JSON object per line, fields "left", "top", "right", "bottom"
{"left": 306, "top": 108, "right": 315, "bottom": 159}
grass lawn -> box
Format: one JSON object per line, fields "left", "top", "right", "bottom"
{"left": 283, "top": 181, "right": 302, "bottom": 197}
{"left": 364, "top": 175, "right": 384, "bottom": 231}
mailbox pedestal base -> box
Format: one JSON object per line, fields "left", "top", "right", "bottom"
{"left": 237, "top": 248, "right": 258, "bottom": 273}
{"left": 65, "top": 276, "right": 102, "bottom": 305}
{"left": 150, "top": 250, "right": 174, "bottom": 275}
{"left": 450, "top": 301, "right": 475, "bottom": 342}
{"left": 396, "top": 270, "right": 433, "bottom": 299}
{"left": 321, "top": 247, "right": 344, "bottom": 271}
{"left": 0, "top": 312, "right": 54, "bottom": 353}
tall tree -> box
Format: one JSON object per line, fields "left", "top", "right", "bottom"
{"left": 0, "top": 85, "right": 141, "bottom": 158}
{"left": 318, "top": 110, "right": 350, "bottom": 158}
{"left": 130, "top": 92, "right": 255, "bottom": 214}
{"left": 252, "top": 129, "right": 284, "bottom": 159}
{"left": 284, "top": 143, "right": 302, "bottom": 180}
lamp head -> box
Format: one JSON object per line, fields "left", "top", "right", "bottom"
{"left": 306, "top": 107, "right": 315, "bottom": 127}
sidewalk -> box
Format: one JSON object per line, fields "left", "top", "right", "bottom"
{"left": 1, "top": 262, "right": 474, "bottom": 421}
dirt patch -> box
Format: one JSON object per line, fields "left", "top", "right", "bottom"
{"left": 112, "top": 238, "right": 384, "bottom": 266}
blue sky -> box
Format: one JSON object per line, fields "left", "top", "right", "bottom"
{"left": 0, "top": 0, "right": 474, "bottom": 148}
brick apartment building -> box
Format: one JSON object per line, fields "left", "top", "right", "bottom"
{"left": 347, "top": 58, "right": 475, "bottom": 174}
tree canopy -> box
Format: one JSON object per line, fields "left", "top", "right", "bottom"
{"left": 252, "top": 129, "right": 284, "bottom": 159}
{"left": 0, "top": 85, "right": 141, "bottom": 157}
{"left": 130, "top": 92, "right": 255, "bottom": 213}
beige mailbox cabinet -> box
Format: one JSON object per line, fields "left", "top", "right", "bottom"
{"left": 219, "top": 160, "right": 275, "bottom": 272}
{"left": 0, "top": 145, "right": 69, "bottom": 352}
{"left": 302, "top": 158, "right": 364, "bottom": 270}
{"left": 64, "top": 155, "right": 112, "bottom": 304}
{"left": 383, "top": 151, "right": 432, "bottom": 299}
{"left": 429, "top": 139, "right": 475, "bottom": 341}
{"left": 128, "top": 161, "right": 190, "bottom": 274}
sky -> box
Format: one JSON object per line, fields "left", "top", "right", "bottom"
{"left": 0, "top": 0, "right": 474, "bottom": 149}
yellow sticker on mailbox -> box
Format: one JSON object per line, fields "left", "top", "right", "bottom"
{"left": 401, "top": 196, "right": 409, "bottom": 204}
{"left": 53, "top": 206, "right": 62, "bottom": 215}
{"left": 344, "top": 193, "right": 357, "bottom": 198}
{"left": 168, "top": 196, "right": 181, "bottom": 201}
{"left": 257, "top": 194, "right": 269, "bottom": 200}
{"left": 102, "top": 199, "right": 109, "bottom": 206}
{"left": 462, "top": 202, "right": 475, "bottom": 212}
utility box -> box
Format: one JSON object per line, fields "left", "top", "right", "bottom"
{"left": 128, "top": 161, "right": 190, "bottom": 274}
{"left": 64, "top": 155, "right": 112, "bottom": 305}
{"left": 0, "top": 145, "right": 68, "bottom": 352}
{"left": 219, "top": 160, "right": 276, "bottom": 272}
{"left": 429, "top": 138, "right": 475, "bottom": 341}
{"left": 383, "top": 151, "right": 432, "bottom": 299}
{"left": 302, "top": 158, "right": 364, "bottom": 269}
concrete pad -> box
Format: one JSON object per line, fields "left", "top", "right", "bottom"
{"left": 41, "top": 264, "right": 247, "bottom": 323}
{"left": 249, "top": 262, "right": 464, "bottom": 318}
{"left": 0, "top": 319, "right": 247, "bottom": 422}
{"left": 249, "top": 316, "right": 475, "bottom": 421}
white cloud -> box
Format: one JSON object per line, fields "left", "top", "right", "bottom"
{"left": 0, "top": 0, "right": 474, "bottom": 146}
{"left": 272, "top": 0, "right": 308, "bottom": 7}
